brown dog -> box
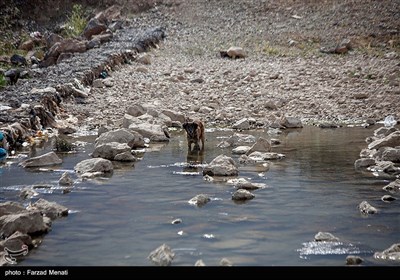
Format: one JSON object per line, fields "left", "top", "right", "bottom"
{"left": 182, "top": 119, "right": 205, "bottom": 151}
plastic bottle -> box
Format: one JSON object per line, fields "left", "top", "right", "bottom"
{"left": 384, "top": 115, "right": 397, "bottom": 127}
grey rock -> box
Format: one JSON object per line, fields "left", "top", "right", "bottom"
{"left": 0, "top": 210, "right": 49, "bottom": 237}
{"left": 188, "top": 194, "right": 211, "bottom": 207}
{"left": 368, "top": 131, "right": 400, "bottom": 150}
{"left": 137, "top": 53, "right": 151, "bottom": 65}
{"left": 83, "top": 18, "right": 107, "bottom": 39}
{"left": 203, "top": 155, "right": 239, "bottom": 176}
{"left": 127, "top": 105, "right": 146, "bottom": 117}
{"left": 358, "top": 201, "right": 378, "bottom": 215}
{"left": 314, "top": 232, "right": 339, "bottom": 242}
{"left": 232, "top": 118, "right": 250, "bottom": 130}
{"left": 374, "top": 127, "right": 398, "bottom": 138}
{"left": 92, "top": 142, "right": 131, "bottom": 160}
{"left": 246, "top": 137, "right": 271, "bottom": 155}
{"left": 161, "top": 109, "right": 186, "bottom": 123}
{"left": 220, "top": 257, "right": 233, "bottom": 266}
{"left": 95, "top": 128, "right": 145, "bottom": 149}
{"left": 148, "top": 244, "right": 174, "bottom": 266}
{"left": 30, "top": 198, "right": 68, "bottom": 220}
{"left": 59, "top": 172, "right": 74, "bottom": 186}
{"left": 381, "top": 147, "right": 400, "bottom": 163}
{"left": 232, "top": 146, "right": 251, "bottom": 155}
{"left": 346, "top": 255, "right": 363, "bottom": 265}
{"left": 354, "top": 158, "right": 375, "bottom": 169}
{"left": 129, "top": 123, "right": 169, "bottom": 142}
{"left": 171, "top": 218, "right": 182, "bottom": 225}
{"left": 248, "top": 151, "right": 285, "bottom": 161}
{"left": 19, "top": 188, "right": 38, "bottom": 200}
{"left": 280, "top": 116, "right": 303, "bottom": 128}
{"left": 232, "top": 189, "right": 255, "bottom": 201}
{"left": 227, "top": 133, "right": 256, "bottom": 147}
{"left": 227, "top": 178, "right": 265, "bottom": 190}
{"left": 0, "top": 231, "right": 32, "bottom": 251}
{"left": 381, "top": 195, "right": 396, "bottom": 202}
{"left": 0, "top": 202, "right": 25, "bottom": 217}
{"left": 114, "top": 151, "right": 136, "bottom": 162}
{"left": 226, "top": 46, "right": 246, "bottom": 59}
{"left": 383, "top": 179, "right": 400, "bottom": 193}
{"left": 195, "top": 259, "right": 206, "bottom": 266}
{"left": 74, "top": 158, "right": 113, "bottom": 174}
{"left": 19, "top": 152, "right": 62, "bottom": 168}
{"left": 374, "top": 243, "right": 400, "bottom": 261}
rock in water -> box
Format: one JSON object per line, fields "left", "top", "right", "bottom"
{"left": 148, "top": 244, "right": 174, "bottom": 266}
{"left": 232, "top": 189, "right": 255, "bottom": 201}
{"left": 314, "top": 232, "right": 339, "bottom": 242}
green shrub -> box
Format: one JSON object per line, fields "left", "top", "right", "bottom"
{"left": 54, "top": 137, "right": 74, "bottom": 152}
{"left": 64, "top": 4, "right": 87, "bottom": 38}
{"left": 0, "top": 73, "right": 7, "bottom": 88}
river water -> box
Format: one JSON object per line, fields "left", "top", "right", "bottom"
{"left": 1, "top": 125, "right": 399, "bottom": 266}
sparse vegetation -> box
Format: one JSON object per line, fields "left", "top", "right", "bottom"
{"left": 0, "top": 73, "right": 7, "bottom": 88}
{"left": 63, "top": 4, "right": 87, "bottom": 38}
{"left": 54, "top": 137, "right": 74, "bottom": 152}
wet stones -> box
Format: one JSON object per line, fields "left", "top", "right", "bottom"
{"left": 374, "top": 243, "right": 400, "bottom": 262}
{"left": 314, "top": 232, "right": 339, "bottom": 242}
{"left": 358, "top": 201, "right": 378, "bottom": 215}
{"left": 188, "top": 194, "right": 210, "bottom": 207}
{"left": 19, "top": 152, "right": 62, "bottom": 168}
{"left": 346, "top": 255, "right": 363, "bottom": 265}
{"left": 58, "top": 172, "right": 74, "bottom": 186}
{"left": 383, "top": 179, "right": 400, "bottom": 193}
{"left": 203, "top": 155, "right": 239, "bottom": 176}
{"left": 29, "top": 198, "right": 69, "bottom": 220}
{"left": 381, "top": 195, "right": 396, "bottom": 202}
{"left": 231, "top": 189, "right": 255, "bottom": 201}
{"left": 148, "top": 244, "right": 175, "bottom": 266}
{"left": 74, "top": 158, "right": 113, "bottom": 174}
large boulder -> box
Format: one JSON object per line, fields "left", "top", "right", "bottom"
{"left": 380, "top": 147, "right": 400, "bottom": 163}
{"left": 0, "top": 202, "right": 25, "bottom": 216}
{"left": 126, "top": 105, "right": 146, "bottom": 117}
{"left": 0, "top": 211, "right": 49, "bottom": 237}
{"left": 83, "top": 18, "right": 107, "bottom": 40}
{"left": 74, "top": 158, "right": 113, "bottom": 174}
{"left": 246, "top": 137, "right": 271, "bottom": 155}
{"left": 92, "top": 142, "right": 131, "bottom": 160}
{"left": 354, "top": 158, "right": 376, "bottom": 169}
{"left": 0, "top": 231, "right": 32, "bottom": 251}
{"left": 95, "top": 128, "right": 145, "bottom": 149}
{"left": 368, "top": 131, "right": 400, "bottom": 150}
{"left": 19, "top": 152, "right": 62, "bottom": 168}
{"left": 129, "top": 123, "right": 169, "bottom": 142}
{"left": 226, "top": 133, "right": 256, "bottom": 147}
{"left": 161, "top": 109, "right": 185, "bottom": 124}
{"left": 203, "top": 155, "right": 239, "bottom": 176}
{"left": 29, "top": 198, "right": 68, "bottom": 220}
{"left": 280, "top": 116, "right": 303, "bottom": 128}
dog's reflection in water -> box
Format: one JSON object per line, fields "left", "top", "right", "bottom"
{"left": 183, "top": 148, "right": 205, "bottom": 174}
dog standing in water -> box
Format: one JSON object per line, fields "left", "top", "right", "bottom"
{"left": 182, "top": 119, "right": 205, "bottom": 151}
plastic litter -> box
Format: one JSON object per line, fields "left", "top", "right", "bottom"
{"left": 384, "top": 115, "right": 397, "bottom": 127}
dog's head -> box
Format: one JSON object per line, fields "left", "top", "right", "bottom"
{"left": 183, "top": 122, "right": 199, "bottom": 138}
